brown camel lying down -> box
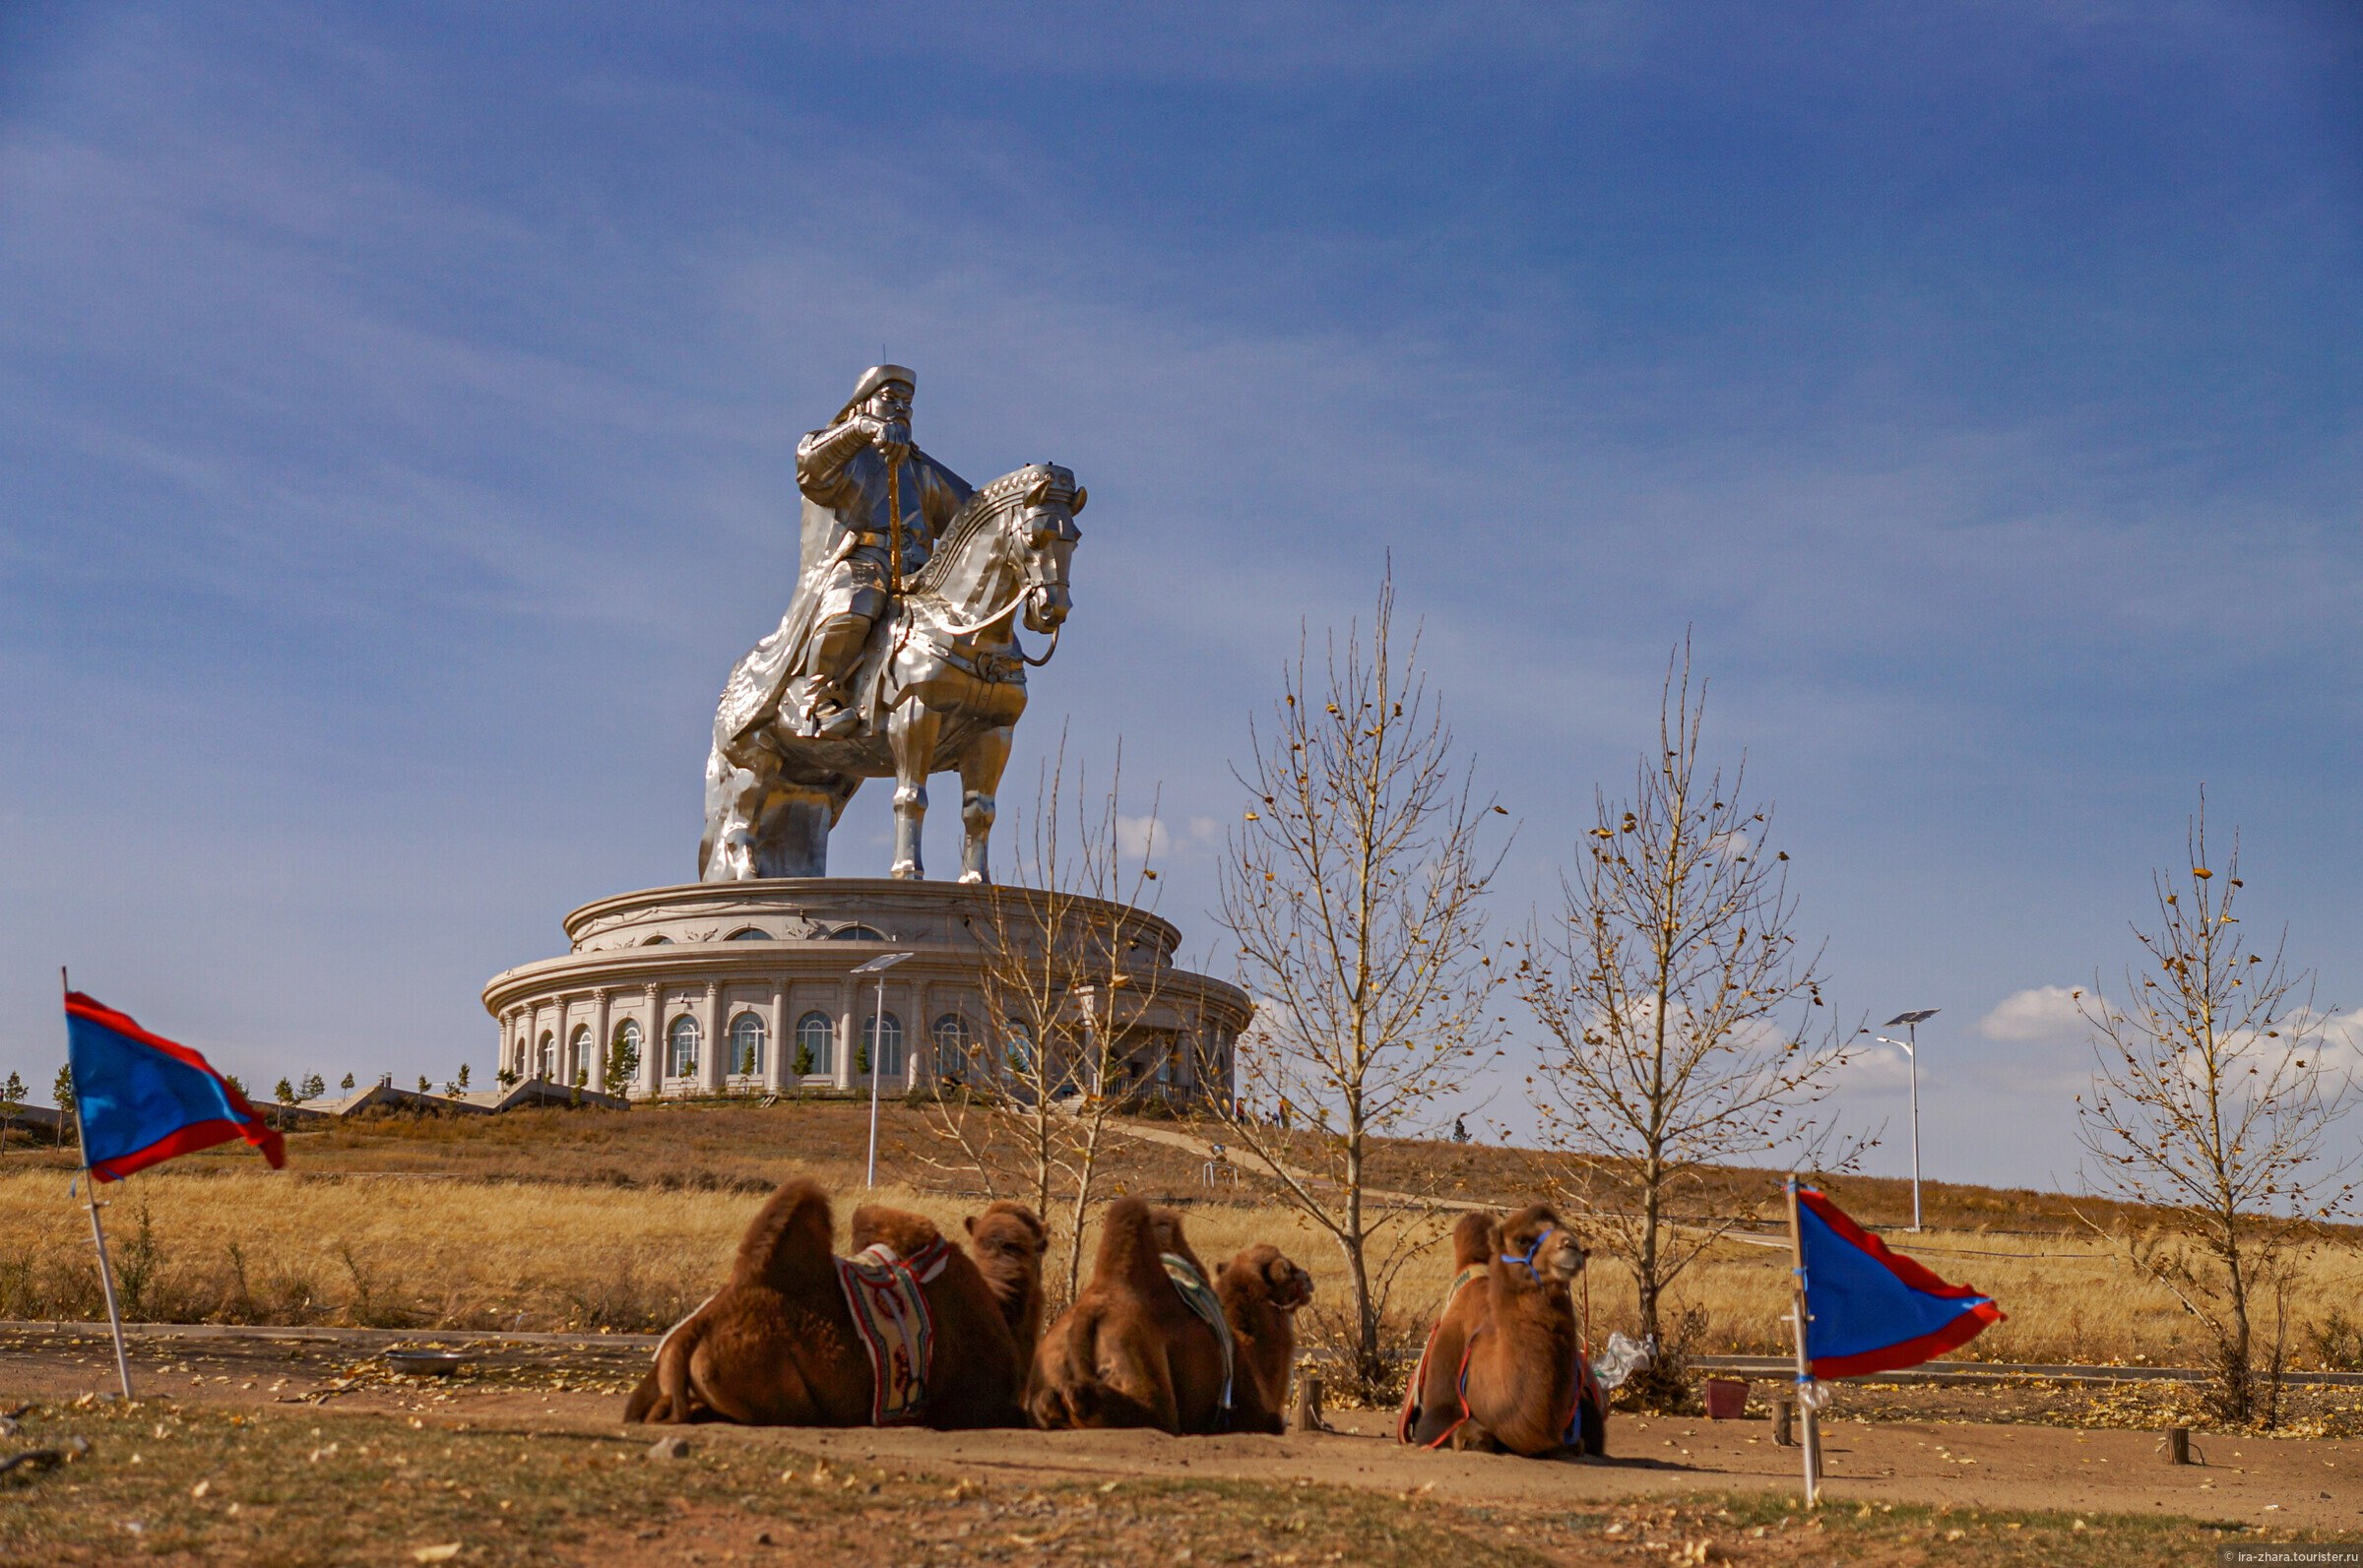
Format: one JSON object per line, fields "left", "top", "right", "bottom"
{"left": 1398, "top": 1209, "right": 1499, "bottom": 1447}
{"left": 623, "top": 1180, "right": 1046, "bottom": 1428}
{"left": 1032, "top": 1199, "right": 1302, "bottom": 1434}
{"left": 1216, "top": 1242, "right": 1314, "bottom": 1433}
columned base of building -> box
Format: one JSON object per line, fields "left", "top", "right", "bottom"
{"left": 480, "top": 878, "right": 1248, "bottom": 1110}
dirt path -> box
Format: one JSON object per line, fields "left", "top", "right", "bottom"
{"left": 6, "top": 1326, "right": 2357, "bottom": 1534}
{"left": 1106, "top": 1117, "right": 1488, "bottom": 1211}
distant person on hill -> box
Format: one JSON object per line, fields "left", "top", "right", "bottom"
{"left": 1452, "top": 1115, "right": 1470, "bottom": 1145}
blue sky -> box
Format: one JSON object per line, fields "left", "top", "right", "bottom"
{"left": 2, "top": 2, "right": 2357, "bottom": 1189}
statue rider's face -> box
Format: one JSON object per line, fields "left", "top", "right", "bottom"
{"left": 868, "top": 383, "right": 913, "bottom": 425}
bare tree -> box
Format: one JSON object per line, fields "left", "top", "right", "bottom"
{"left": 1207, "top": 573, "right": 1509, "bottom": 1398}
{"left": 2075, "top": 799, "right": 2358, "bottom": 1426}
{"left": 1519, "top": 645, "right": 1864, "bottom": 1405}
{"left": 921, "top": 736, "right": 1179, "bottom": 1300}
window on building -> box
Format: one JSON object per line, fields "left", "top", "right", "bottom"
{"left": 538, "top": 1031, "right": 557, "bottom": 1081}
{"left": 569, "top": 1025, "right": 592, "bottom": 1082}
{"left": 610, "top": 1019, "right": 643, "bottom": 1087}
{"left": 796, "top": 1011, "right": 834, "bottom": 1075}
{"left": 726, "top": 927, "right": 769, "bottom": 941}
{"left": 930, "top": 1013, "right": 973, "bottom": 1082}
{"left": 827, "top": 924, "right": 888, "bottom": 942}
{"left": 862, "top": 1012, "right": 904, "bottom": 1077}
{"left": 643, "top": 935, "right": 672, "bottom": 946}
{"left": 729, "top": 1012, "right": 766, "bottom": 1077}
{"left": 667, "top": 1016, "right": 700, "bottom": 1078}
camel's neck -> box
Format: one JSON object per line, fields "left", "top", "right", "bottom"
{"left": 981, "top": 1258, "right": 1044, "bottom": 1349}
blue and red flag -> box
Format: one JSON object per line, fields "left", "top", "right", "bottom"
{"left": 64, "top": 991, "right": 285, "bottom": 1182}
{"left": 1797, "top": 1184, "right": 2002, "bottom": 1378}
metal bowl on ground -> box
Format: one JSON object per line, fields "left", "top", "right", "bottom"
{"left": 385, "top": 1348, "right": 470, "bottom": 1377}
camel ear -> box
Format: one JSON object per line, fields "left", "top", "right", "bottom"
{"left": 1025, "top": 477, "right": 1053, "bottom": 508}
{"left": 1070, "top": 485, "right": 1087, "bottom": 515}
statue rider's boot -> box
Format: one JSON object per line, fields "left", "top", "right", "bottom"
{"left": 801, "top": 613, "right": 871, "bottom": 736}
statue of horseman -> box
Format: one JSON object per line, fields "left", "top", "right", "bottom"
{"left": 784, "top": 364, "right": 973, "bottom": 736}
{"left": 700, "top": 363, "right": 1085, "bottom": 885}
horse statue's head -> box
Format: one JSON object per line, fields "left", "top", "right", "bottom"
{"left": 913, "top": 462, "right": 1085, "bottom": 642}
{"left": 1010, "top": 463, "right": 1084, "bottom": 635}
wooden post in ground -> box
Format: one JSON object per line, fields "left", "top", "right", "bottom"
{"left": 2166, "top": 1427, "right": 2191, "bottom": 1465}
{"left": 1293, "top": 1374, "right": 1324, "bottom": 1433}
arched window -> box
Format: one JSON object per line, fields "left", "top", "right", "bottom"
{"left": 667, "top": 1016, "right": 700, "bottom": 1078}
{"left": 931, "top": 1013, "right": 973, "bottom": 1059}
{"left": 538, "top": 1031, "right": 557, "bottom": 1081}
{"left": 643, "top": 935, "right": 672, "bottom": 946}
{"left": 610, "top": 1019, "right": 643, "bottom": 1088}
{"left": 862, "top": 1012, "right": 904, "bottom": 1077}
{"left": 729, "top": 1012, "right": 766, "bottom": 1077}
{"left": 569, "top": 1025, "right": 593, "bottom": 1082}
{"left": 931, "top": 1014, "right": 973, "bottom": 1082}
{"left": 795, "top": 1011, "right": 834, "bottom": 1075}
{"left": 1002, "top": 1018, "right": 1035, "bottom": 1076}
{"left": 726, "top": 927, "right": 770, "bottom": 941}
{"left": 827, "top": 923, "right": 888, "bottom": 942}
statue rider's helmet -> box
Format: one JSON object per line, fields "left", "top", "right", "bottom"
{"left": 837, "top": 364, "right": 917, "bottom": 425}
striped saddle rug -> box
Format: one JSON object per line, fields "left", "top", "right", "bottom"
{"left": 835, "top": 1237, "right": 952, "bottom": 1425}
{"left": 1161, "top": 1251, "right": 1236, "bottom": 1416}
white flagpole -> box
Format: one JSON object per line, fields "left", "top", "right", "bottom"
{"left": 1784, "top": 1173, "right": 1819, "bottom": 1507}
{"left": 64, "top": 968, "right": 134, "bottom": 1401}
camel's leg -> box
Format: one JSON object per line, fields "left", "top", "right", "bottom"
{"left": 958, "top": 723, "right": 1015, "bottom": 886}
{"left": 887, "top": 701, "right": 943, "bottom": 882}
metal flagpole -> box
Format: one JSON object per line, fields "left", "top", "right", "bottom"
{"left": 1784, "top": 1173, "right": 1819, "bottom": 1506}
{"left": 63, "top": 967, "right": 134, "bottom": 1401}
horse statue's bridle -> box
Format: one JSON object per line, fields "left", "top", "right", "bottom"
{"left": 932, "top": 499, "right": 1071, "bottom": 666}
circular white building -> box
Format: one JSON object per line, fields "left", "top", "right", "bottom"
{"left": 481, "top": 878, "right": 1249, "bottom": 1104}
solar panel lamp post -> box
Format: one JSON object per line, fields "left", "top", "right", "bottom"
{"left": 852, "top": 952, "right": 915, "bottom": 1189}
{"left": 1877, "top": 1009, "right": 1939, "bottom": 1231}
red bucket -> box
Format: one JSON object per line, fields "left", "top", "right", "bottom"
{"left": 1703, "top": 1377, "right": 1750, "bottom": 1420}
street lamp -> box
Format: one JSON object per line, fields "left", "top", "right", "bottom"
{"left": 1877, "top": 1009, "right": 1939, "bottom": 1230}
{"left": 852, "top": 952, "right": 915, "bottom": 1188}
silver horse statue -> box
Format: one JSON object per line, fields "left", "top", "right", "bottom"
{"left": 699, "top": 463, "right": 1083, "bottom": 884}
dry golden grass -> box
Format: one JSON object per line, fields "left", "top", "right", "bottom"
{"left": 4, "top": 1101, "right": 2359, "bottom": 1380}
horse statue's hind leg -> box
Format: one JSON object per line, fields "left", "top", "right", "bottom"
{"left": 959, "top": 723, "right": 1013, "bottom": 886}
{"left": 887, "top": 700, "right": 945, "bottom": 881}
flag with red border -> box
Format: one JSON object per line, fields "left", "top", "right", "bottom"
{"left": 64, "top": 991, "right": 286, "bottom": 1181}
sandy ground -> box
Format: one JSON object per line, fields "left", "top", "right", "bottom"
{"left": 6, "top": 1326, "right": 2361, "bottom": 1536}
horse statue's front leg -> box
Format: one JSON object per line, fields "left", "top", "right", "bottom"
{"left": 886, "top": 700, "right": 944, "bottom": 881}
{"left": 958, "top": 723, "right": 1015, "bottom": 886}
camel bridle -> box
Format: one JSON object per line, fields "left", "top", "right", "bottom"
{"left": 1501, "top": 1226, "right": 1565, "bottom": 1286}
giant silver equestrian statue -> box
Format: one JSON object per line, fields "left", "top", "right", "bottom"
{"left": 700, "top": 364, "right": 1084, "bottom": 885}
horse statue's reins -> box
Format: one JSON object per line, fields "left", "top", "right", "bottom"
{"left": 919, "top": 510, "right": 1064, "bottom": 665}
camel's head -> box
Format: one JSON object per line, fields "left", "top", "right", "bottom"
{"left": 1148, "top": 1207, "right": 1194, "bottom": 1261}
{"left": 1226, "top": 1244, "right": 1315, "bottom": 1314}
{"left": 965, "top": 1201, "right": 1049, "bottom": 1279}
{"left": 1497, "top": 1204, "right": 1586, "bottom": 1287}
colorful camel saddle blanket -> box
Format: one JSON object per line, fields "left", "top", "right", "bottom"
{"left": 1396, "top": 1262, "right": 1489, "bottom": 1444}
{"left": 1162, "top": 1251, "right": 1235, "bottom": 1413}
{"left": 836, "top": 1237, "right": 952, "bottom": 1426}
